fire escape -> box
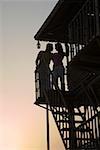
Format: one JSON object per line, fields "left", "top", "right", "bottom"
{"left": 34, "top": 0, "right": 100, "bottom": 149}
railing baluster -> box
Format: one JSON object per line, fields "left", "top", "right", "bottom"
{"left": 68, "top": 0, "right": 100, "bottom": 61}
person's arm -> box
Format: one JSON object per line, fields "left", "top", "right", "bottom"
{"left": 36, "top": 55, "right": 39, "bottom": 66}
{"left": 35, "top": 51, "right": 41, "bottom": 66}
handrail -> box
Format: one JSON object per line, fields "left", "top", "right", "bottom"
{"left": 77, "top": 111, "right": 100, "bottom": 129}
{"left": 76, "top": 111, "right": 100, "bottom": 148}
{"left": 68, "top": 0, "right": 100, "bottom": 61}
{"left": 35, "top": 66, "right": 67, "bottom": 106}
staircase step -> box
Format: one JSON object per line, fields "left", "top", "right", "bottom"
{"left": 53, "top": 111, "right": 84, "bottom": 116}
{"left": 53, "top": 111, "right": 68, "bottom": 116}
{"left": 63, "top": 137, "right": 95, "bottom": 141}
{"left": 61, "top": 127, "right": 76, "bottom": 131}
{"left": 61, "top": 127, "right": 92, "bottom": 132}
{"left": 75, "top": 120, "right": 83, "bottom": 123}
{"left": 73, "top": 112, "right": 85, "bottom": 116}
{"left": 77, "top": 126, "right": 93, "bottom": 132}
{"left": 57, "top": 119, "right": 83, "bottom": 124}
{"left": 57, "top": 119, "right": 69, "bottom": 123}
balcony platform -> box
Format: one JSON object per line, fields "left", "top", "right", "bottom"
{"left": 34, "top": 90, "right": 99, "bottom": 107}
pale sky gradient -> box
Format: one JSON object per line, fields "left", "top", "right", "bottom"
{"left": 1, "top": 0, "right": 65, "bottom": 150}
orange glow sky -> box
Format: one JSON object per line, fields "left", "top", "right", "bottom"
{"left": 1, "top": 0, "right": 65, "bottom": 150}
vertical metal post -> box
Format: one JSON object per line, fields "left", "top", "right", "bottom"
{"left": 46, "top": 104, "right": 50, "bottom": 150}
{"left": 95, "top": 0, "right": 100, "bottom": 36}
{"left": 68, "top": 107, "right": 77, "bottom": 150}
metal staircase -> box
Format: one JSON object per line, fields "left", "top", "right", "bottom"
{"left": 35, "top": 68, "right": 100, "bottom": 150}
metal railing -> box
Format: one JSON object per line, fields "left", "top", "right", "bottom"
{"left": 76, "top": 109, "right": 100, "bottom": 149}
{"left": 35, "top": 67, "right": 100, "bottom": 149}
{"left": 68, "top": 0, "right": 100, "bottom": 61}
{"left": 35, "top": 67, "right": 67, "bottom": 103}
{"left": 35, "top": 69, "right": 40, "bottom": 100}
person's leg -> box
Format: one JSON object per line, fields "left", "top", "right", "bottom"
{"left": 59, "top": 66, "right": 65, "bottom": 91}
{"left": 60, "top": 76, "right": 65, "bottom": 91}
{"left": 53, "top": 68, "right": 58, "bottom": 89}
{"left": 45, "top": 70, "right": 51, "bottom": 90}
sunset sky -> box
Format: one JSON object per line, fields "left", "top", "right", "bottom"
{"left": 1, "top": 0, "right": 65, "bottom": 150}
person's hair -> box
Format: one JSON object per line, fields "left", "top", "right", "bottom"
{"left": 46, "top": 43, "right": 53, "bottom": 52}
{"left": 55, "top": 42, "right": 63, "bottom": 53}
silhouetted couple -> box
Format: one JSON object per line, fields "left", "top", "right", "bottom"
{"left": 36, "top": 42, "right": 67, "bottom": 98}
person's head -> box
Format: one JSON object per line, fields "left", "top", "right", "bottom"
{"left": 46, "top": 43, "right": 53, "bottom": 52}
{"left": 55, "top": 42, "right": 63, "bottom": 53}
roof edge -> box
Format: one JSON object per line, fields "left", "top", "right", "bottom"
{"left": 34, "top": 0, "right": 64, "bottom": 40}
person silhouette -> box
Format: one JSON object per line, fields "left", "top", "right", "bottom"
{"left": 36, "top": 43, "right": 53, "bottom": 97}
{"left": 52, "top": 42, "right": 66, "bottom": 91}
